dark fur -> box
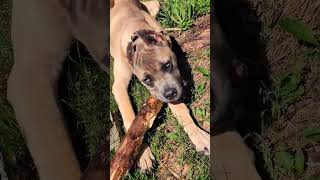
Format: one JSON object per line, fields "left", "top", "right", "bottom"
{"left": 133, "top": 29, "right": 165, "bottom": 46}
{"left": 127, "top": 29, "right": 163, "bottom": 64}
{"left": 126, "top": 29, "right": 170, "bottom": 66}
{"left": 127, "top": 42, "right": 135, "bottom": 65}
{"left": 211, "top": 14, "right": 249, "bottom": 136}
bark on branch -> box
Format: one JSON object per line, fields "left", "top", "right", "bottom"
{"left": 110, "top": 96, "right": 163, "bottom": 180}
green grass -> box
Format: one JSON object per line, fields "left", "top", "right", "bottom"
{"left": 270, "top": 63, "right": 305, "bottom": 120}
{"left": 279, "top": 17, "right": 319, "bottom": 46}
{"left": 191, "top": 50, "right": 210, "bottom": 122}
{"left": 251, "top": 126, "right": 320, "bottom": 180}
{"left": 258, "top": 65, "right": 306, "bottom": 179}
{"left": 245, "top": 15, "right": 320, "bottom": 180}
{"left": 157, "top": 0, "right": 210, "bottom": 31}
{"left": 250, "top": 62, "right": 320, "bottom": 179}
{"left": 60, "top": 48, "right": 110, "bottom": 156}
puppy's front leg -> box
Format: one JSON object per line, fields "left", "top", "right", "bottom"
{"left": 112, "top": 59, "right": 155, "bottom": 171}
{"left": 168, "top": 103, "right": 210, "bottom": 155}
{"left": 112, "top": 60, "right": 135, "bottom": 130}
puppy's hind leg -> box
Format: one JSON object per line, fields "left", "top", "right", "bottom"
{"left": 7, "top": 0, "right": 80, "bottom": 179}
{"left": 112, "top": 58, "right": 155, "bottom": 172}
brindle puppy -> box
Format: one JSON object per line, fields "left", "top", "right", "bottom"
{"left": 111, "top": 0, "right": 210, "bottom": 172}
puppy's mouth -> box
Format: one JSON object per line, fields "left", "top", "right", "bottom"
{"left": 155, "top": 93, "right": 184, "bottom": 104}
{"left": 166, "top": 95, "right": 185, "bottom": 104}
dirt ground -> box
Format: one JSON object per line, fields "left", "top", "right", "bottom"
{"left": 257, "top": 0, "right": 320, "bottom": 128}
{"left": 255, "top": 0, "right": 320, "bottom": 176}
{"left": 235, "top": 0, "right": 320, "bottom": 179}
{"left": 215, "top": 0, "right": 319, "bottom": 179}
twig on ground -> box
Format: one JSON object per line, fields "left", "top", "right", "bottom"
{"left": 164, "top": 27, "right": 182, "bottom": 32}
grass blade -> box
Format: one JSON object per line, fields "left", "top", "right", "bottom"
{"left": 279, "top": 17, "right": 319, "bottom": 46}
{"left": 294, "top": 149, "right": 304, "bottom": 174}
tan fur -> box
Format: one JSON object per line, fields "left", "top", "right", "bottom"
{"left": 7, "top": 0, "right": 107, "bottom": 179}
{"left": 212, "top": 131, "right": 262, "bottom": 180}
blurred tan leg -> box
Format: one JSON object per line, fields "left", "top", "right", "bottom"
{"left": 7, "top": 0, "right": 80, "bottom": 179}
{"left": 212, "top": 131, "right": 261, "bottom": 180}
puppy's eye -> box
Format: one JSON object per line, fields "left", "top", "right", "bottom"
{"left": 143, "top": 77, "right": 150, "bottom": 83}
{"left": 161, "top": 61, "right": 172, "bottom": 71}
{"left": 165, "top": 62, "right": 172, "bottom": 68}
{"left": 142, "top": 75, "right": 153, "bottom": 86}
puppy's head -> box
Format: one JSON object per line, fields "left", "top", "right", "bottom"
{"left": 127, "top": 29, "right": 185, "bottom": 103}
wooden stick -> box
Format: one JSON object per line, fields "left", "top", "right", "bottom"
{"left": 110, "top": 96, "right": 163, "bottom": 180}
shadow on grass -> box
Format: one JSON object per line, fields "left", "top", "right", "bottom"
{"left": 58, "top": 41, "right": 110, "bottom": 171}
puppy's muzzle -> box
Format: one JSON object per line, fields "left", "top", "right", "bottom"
{"left": 163, "top": 87, "right": 178, "bottom": 100}
{"left": 162, "top": 80, "right": 186, "bottom": 104}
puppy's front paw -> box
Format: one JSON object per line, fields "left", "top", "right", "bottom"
{"left": 136, "top": 144, "right": 155, "bottom": 172}
{"left": 188, "top": 127, "right": 210, "bottom": 155}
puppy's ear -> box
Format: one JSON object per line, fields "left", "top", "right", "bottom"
{"left": 110, "top": 0, "right": 115, "bottom": 8}
{"left": 160, "top": 31, "right": 172, "bottom": 48}
{"left": 133, "top": 29, "right": 170, "bottom": 46}
{"left": 126, "top": 41, "right": 136, "bottom": 65}
{"left": 131, "top": 33, "right": 139, "bottom": 42}
{"left": 126, "top": 32, "right": 144, "bottom": 65}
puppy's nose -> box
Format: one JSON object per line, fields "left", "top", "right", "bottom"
{"left": 164, "top": 88, "right": 177, "bottom": 100}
